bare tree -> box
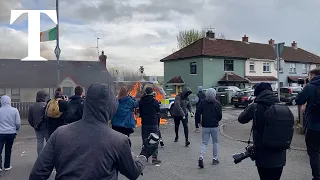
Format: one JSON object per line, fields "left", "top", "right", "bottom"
{"left": 176, "top": 29, "right": 205, "bottom": 49}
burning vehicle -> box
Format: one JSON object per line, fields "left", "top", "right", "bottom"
{"left": 115, "top": 80, "right": 171, "bottom": 127}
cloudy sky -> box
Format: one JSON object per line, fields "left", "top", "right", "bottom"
{"left": 1, "top": 0, "right": 320, "bottom": 75}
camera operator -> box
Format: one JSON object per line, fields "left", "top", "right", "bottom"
{"left": 238, "top": 83, "right": 286, "bottom": 180}
{"left": 29, "top": 83, "right": 158, "bottom": 180}
{"left": 296, "top": 68, "right": 320, "bottom": 180}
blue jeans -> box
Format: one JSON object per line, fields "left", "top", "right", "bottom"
{"left": 200, "top": 127, "right": 219, "bottom": 159}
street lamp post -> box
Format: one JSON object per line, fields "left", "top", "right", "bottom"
{"left": 55, "top": 0, "right": 61, "bottom": 86}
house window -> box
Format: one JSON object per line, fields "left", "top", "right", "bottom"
{"left": 317, "top": 65, "right": 320, "bottom": 69}
{"left": 249, "top": 61, "right": 255, "bottom": 72}
{"left": 263, "top": 62, "right": 270, "bottom": 72}
{"left": 302, "top": 64, "right": 307, "bottom": 74}
{"left": 280, "top": 82, "right": 284, "bottom": 87}
{"left": 289, "top": 63, "right": 296, "bottom": 73}
{"left": 190, "top": 62, "right": 197, "bottom": 74}
{"left": 11, "top": 88, "right": 20, "bottom": 102}
{"left": 224, "top": 60, "right": 234, "bottom": 71}
{"left": 0, "top": 88, "right": 5, "bottom": 96}
{"left": 62, "top": 87, "right": 73, "bottom": 97}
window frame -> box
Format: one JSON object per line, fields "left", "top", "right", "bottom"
{"left": 0, "top": 88, "right": 6, "bottom": 96}
{"left": 289, "top": 63, "right": 296, "bottom": 73}
{"left": 263, "top": 62, "right": 271, "bottom": 73}
{"left": 224, "top": 60, "right": 234, "bottom": 72}
{"left": 189, "top": 62, "right": 197, "bottom": 75}
{"left": 249, "top": 61, "right": 255, "bottom": 72}
{"left": 316, "top": 64, "right": 320, "bottom": 69}
{"left": 302, "top": 64, "right": 307, "bottom": 74}
{"left": 11, "top": 88, "right": 20, "bottom": 102}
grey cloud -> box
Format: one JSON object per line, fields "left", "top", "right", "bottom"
{"left": 0, "top": 0, "right": 23, "bottom": 23}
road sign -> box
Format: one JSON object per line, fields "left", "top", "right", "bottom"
{"left": 54, "top": 45, "right": 61, "bottom": 57}
{"left": 273, "top": 42, "right": 285, "bottom": 56}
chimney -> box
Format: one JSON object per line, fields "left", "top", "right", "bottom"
{"left": 206, "top": 30, "right": 215, "bottom": 39}
{"left": 268, "top": 39, "right": 275, "bottom": 45}
{"left": 292, "top": 41, "right": 297, "bottom": 49}
{"left": 242, "top": 35, "right": 248, "bottom": 42}
{"left": 99, "top": 50, "right": 107, "bottom": 68}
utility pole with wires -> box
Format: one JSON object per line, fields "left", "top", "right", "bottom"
{"left": 54, "top": 0, "right": 61, "bottom": 87}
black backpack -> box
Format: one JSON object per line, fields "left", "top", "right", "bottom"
{"left": 65, "top": 98, "right": 84, "bottom": 124}
{"left": 255, "top": 103, "right": 294, "bottom": 151}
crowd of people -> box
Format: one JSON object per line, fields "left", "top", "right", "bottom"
{"left": 0, "top": 69, "right": 319, "bottom": 180}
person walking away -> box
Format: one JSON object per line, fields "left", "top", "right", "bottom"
{"left": 111, "top": 86, "right": 138, "bottom": 139}
{"left": 29, "top": 83, "right": 159, "bottom": 180}
{"left": 194, "top": 86, "right": 206, "bottom": 132}
{"left": 46, "top": 88, "right": 67, "bottom": 137}
{"left": 65, "top": 86, "right": 84, "bottom": 124}
{"left": 296, "top": 68, "right": 320, "bottom": 180}
{"left": 238, "top": 82, "right": 294, "bottom": 180}
{"left": 139, "top": 87, "right": 161, "bottom": 164}
{"left": 0, "top": 95, "right": 21, "bottom": 172}
{"left": 171, "top": 87, "right": 193, "bottom": 146}
{"left": 196, "top": 88, "right": 222, "bottom": 168}
{"left": 28, "top": 91, "right": 49, "bottom": 156}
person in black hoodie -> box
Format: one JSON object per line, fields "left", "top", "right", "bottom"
{"left": 196, "top": 88, "right": 222, "bottom": 168}
{"left": 65, "top": 86, "right": 84, "bottom": 124}
{"left": 28, "top": 91, "right": 49, "bottom": 156}
{"left": 29, "top": 83, "right": 159, "bottom": 180}
{"left": 238, "top": 82, "right": 285, "bottom": 180}
{"left": 139, "top": 87, "right": 161, "bottom": 164}
{"left": 195, "top": 86, "right": 206, "bottom": 132}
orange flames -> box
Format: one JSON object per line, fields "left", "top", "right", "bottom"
{"left": 129, "top": 82, "right": 167, "bottom": 127}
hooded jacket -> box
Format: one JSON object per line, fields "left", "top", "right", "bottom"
{"left": 65, "top": 95, "right": 84, "bottom": 124}
{"left": 171, "top": 87, "right": 192, "bottom": 117}
{"left": 29, "top": 83, "right": 147, "bottom": 180}
{"left": 296, "top": 75, "right": 320, "bottom": 131}
{"left": 195, "top": 88, "right": 222, "bottom": 128}
{"left": 28, "top": 91, "right": 47, "bottom": 129}
{"left": 112, "top": 96, "right": 138, "bottom": 128}
{"left": 0, "top": 95, "right": 21, "bottom": 134}
{"left": 139, "top": 95, "right": 160, "bottom": 126}
{"left": 238, "top": 90, "right": 286, "bottom": 168}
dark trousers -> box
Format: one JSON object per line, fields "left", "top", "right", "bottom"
{"left": 174, "top": 116, "right": 189, "bottom": 141}
{"left": 47, "top": 118, "right": 65, "bottom": 137}
{"left": 112, "top": 125, "right": 134, "bottom": 147}
{"left": 257, "top": 167, "right": 283, "bottom": 180}
{"left": 0, "top": 134, "right": 16, "bottom": 169}
{"left": 306, "top": 129, "right": 320, "bottom": 180}
{"left": 141, "top": 125, "right": 159, "bottom": 159}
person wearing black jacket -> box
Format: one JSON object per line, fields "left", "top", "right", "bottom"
{"left": 238, "top": 82, "right": 285, "bottom": 180}
{"left": 195, "top": 86, "right": 206, "bottom": 132}
{"left": 139, "top": 87, "right": 161, "bottom": 164}
{"left": 65, "top": 86, "right": 84, "bottom": 124}
{"left": 29, "top": 83, "right": 159, "bottom": 180}
{"left": 46, "top": 88, "right": 68, "bottom": 137}
{"left": 195, "top": 88, "right": 222, "bottom": 168}
{"left": 28, "top": 91, "right": 49, "bottom": 156}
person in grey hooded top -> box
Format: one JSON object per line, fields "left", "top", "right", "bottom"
{"left": 171, "top": 87, "right": 193, "bottom": 146}
{"left": 28, "top": 91, "right": 49, "bottom": 156}
{"left": 0, "top": 95, "right": 21, "bottom": 171}
{"left": 29, "top": 83, "right": 158, "bottom": 180}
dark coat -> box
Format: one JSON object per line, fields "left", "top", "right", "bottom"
{"left": 171, "top": 87, "right": 192, "bottom": 117}
{"left": 28, "top": 91, "right": 47, "bottom": 129}
{"left": 238, "top": 90, "right": 286, "bottom": 168}
{"left": 29, "top": 83, "right": 147, "bottom": 180}
{"left": 196, "top": 91, "right": 206, "bottom": 107}
{"left": 296, "top": 75, "right": 320, "bottom": 131}
{"left": 195, "top": 98, "right": 222, "bottom": 128}
{"left": 65, "top": 95, "right": 84, "bottom": 124}
{"left": 139, "top": 95, "right": 160, "bottom": 126}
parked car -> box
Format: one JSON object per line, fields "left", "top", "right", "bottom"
{"left": 280, "top": 87, "right": 303, "bottom": 105}
{"left": 231, "top": 90, "right": 255, "bottom": 108}
{"left": 213, "top": 86, "right": 241, "bottom": 93}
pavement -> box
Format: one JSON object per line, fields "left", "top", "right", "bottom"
{"left": 0, "top": 105, "right": 312, "bottom": 180}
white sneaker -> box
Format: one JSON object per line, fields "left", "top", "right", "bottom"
{"left": 4, "top": 166, "right": 12, "bottom": 171}
{"left": 0, "top": 168, "right": 2, "bottom": 172}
